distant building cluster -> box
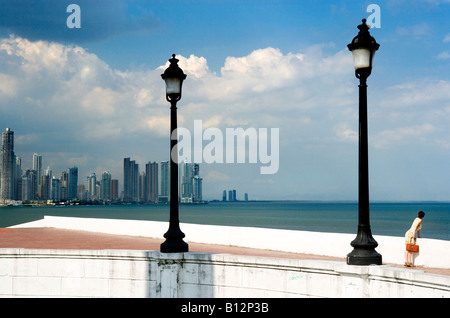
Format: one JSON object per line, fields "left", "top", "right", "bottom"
{"left": 0, "top": 128, "right": 203, "bottom": 205}
{"left": 122, "top": 159, "right": 203, "bottom": 204}
{"left": 222, "top": 189, "right": 248, "bottom": 202}
{"left": 180, "top": 162, "right": 203, "bottom": 203}
{"left": 0, "top": 128, "right": 81, "bottom": 205}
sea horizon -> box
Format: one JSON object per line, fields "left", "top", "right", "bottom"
{"left": 1, "top": 201, "right": 448, "bottom": 241}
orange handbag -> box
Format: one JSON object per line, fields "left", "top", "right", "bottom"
{"left": 406, "top": 244, "right": 419, "bottom": 252}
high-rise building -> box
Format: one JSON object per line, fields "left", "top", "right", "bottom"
{"left": 222, "top": 190, "right": 226, "bottom": 202}
{"left": 68, "top": 167, "right": 78, "bottom": 200}
{"left": 192, "top": 163, "right": 202, "bottom": 203}
{"left": 181, "top": 162, "right": 194, "bottom": 203}
{"left": 180, "top": 162, "right": 203, "bottom": 203}
{"left": 51, "top": 177, "right": 61, "bottom": 201}
{"left": 14, "top": 157, "right": 22, "bottom": 200}
{"left": 139, "top": 172, "right": 145, "bottom": 202}
{"left": 111, "top": 179, "right": 119, "bottom": 201}
{"left": 60, "top": 171, "right": 68, "bottom": 201}
{"left": 145, "top": 161, "right": 158, "bottom": 203}
{"left": 123, "top": 157, "right": 139, "bottom": 202}
{"left": 193, "top": 175, "right": 202, "bottom": 203}
{"left": 227, "top": 189, "right": 237, "bottom": 202}
{"left": 1, "top": 128, "right": 15, "bottom": 201}
{"left": 159, "top": 161, "right": 169, "bottom": 203}
{"left": 86, "top": 172, "right": 97, "bottom": 201}
{"left": 21, "top": 175, "right": 32, "bottom": 201}
{"left": 100, "top": 171, "right": 112, "bottom": 201}
{"left": 39, "top": 174, "right": 50, "bottom": 200}
{"left": 33, "top": 153, "right": 42, "bottom": 186}
{"left": 77, "top": 184, "right": 86, "bottom": 201}
{"left": 24, "top": 169, "right": 38, "bottom": 200}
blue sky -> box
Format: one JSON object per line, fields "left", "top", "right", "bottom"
{"left": 0, "top": 0, "right": 449, "bottom": 201}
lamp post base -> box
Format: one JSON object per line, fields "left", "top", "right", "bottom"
{"left": 160, "top": 239, "right": 189, "bottom": 253}
{"left": 347, "top": 225, "right": 382, "bottom": 265}
{"left": 347, "top": 247, "right": 382, "bottom": 265}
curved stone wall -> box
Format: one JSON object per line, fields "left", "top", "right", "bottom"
{"left": 0, "top": 249, "right": 449, "bottom": 298}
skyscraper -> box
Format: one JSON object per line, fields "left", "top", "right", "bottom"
{"left": 21, "top": 175, "right": 32, "bottom": 201}
{"left": 159, "top": 161, "right": 169, "bottom": 203}
{"left": 180, "top": 162, "right": 203, "bottom": 203}
{"left": 100, "top": 171, "right": 112, "bottom": 201}
{"left": 60, "top": 171, "right": 68, "bottom": 201}
{"left": 145, "top": 161, "right": 158, "bottom": 203}
{"left": 68, "top": 167, "right": 78, "bottom": 200}
{"left": 139, "top": 172, "right": 146, "bottom": 202}
{"left": 181, "top": 162, "right": 194, "bottom": 203}
{"left": 86, "top": 172, "right": 97, "bottom": 201}
{"left": 1, "top": 128, "right": 15, "bottom": 201}
{"left": 193, "top": 175, "right": 202, "bottom": 203}
{"left": 111, "top": 179, "right": 119, "bottom": 201}
{"left": 39, "top": 174, "right": 50, "bottom": 200}
{"left": 39, "top": 166, "right": 52, "bottom": 200}
{"left": 24, "top": 169, "right": 38, "bottom": 200}
{"left": 227, "top": 189, "right": 236, "bottom": 202}
{"left": 51, "top": 177, "right": 61, "bottom": 201}
{"left": 33, "top": 153, "right": 42, "bottom": 186}
{"left": 123, "top": 157, "right": 139, "bottom": 202}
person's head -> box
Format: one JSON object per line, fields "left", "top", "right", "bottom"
{"left": 418, "top": 211, "right": 425, "bottom": 219}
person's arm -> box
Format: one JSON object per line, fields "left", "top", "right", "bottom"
{"left": 415, "top": 219, "right": 422, "bottom": 238}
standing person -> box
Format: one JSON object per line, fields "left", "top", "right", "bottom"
{"left": 404, "top": 211, "right": 425, "bottom": 267}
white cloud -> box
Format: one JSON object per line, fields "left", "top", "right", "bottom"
{"left": 379, "top": 79, "right": 450, "bottom": 108}
{"left": 145, "top": 116, "right": 170, "bottom": 137}
{"left": 444, "top": 33, "right": 450, "bottom": 43}
{"left": 0, "top": 73, "right": 18, "bottom": 98}
{"left": 334, "top": 123, "right": 358, "bottom": 143}
{"left": 1, "top": 35, "right": 448, "bottom": 200}
{"left": 372, "top": 79, "right": 450, "bottom": 151}
{"left": 0, "top": 36, "right": 358, "bottom": 177}
{"left": 372, "top": 123, "right": 436, "bottom": 149}
{"left": 396, "top": 23, "right": 430, "bottom": 38}
{"left": 437, "top": 51, "right": 450, "bottom": 59}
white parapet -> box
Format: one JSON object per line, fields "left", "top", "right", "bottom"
{"left": 0, "top": 248, "right": 449, "bottom": 298}
{"left": 11, "top": 215, "right": 450, "bottom": 269}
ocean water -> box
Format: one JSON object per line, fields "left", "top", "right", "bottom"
{"left": 0, "top": 201, "right": 448, "bottom": 241}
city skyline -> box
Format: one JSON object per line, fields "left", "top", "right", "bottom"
{"left": 0, "top": 1, "right": 449, "bottom": 201}
{"left": 0, "top": 127, "right": 211, "bottom": 203}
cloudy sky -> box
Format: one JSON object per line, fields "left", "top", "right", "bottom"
{"left": 0, "top": 0, "right": 449, "bottom": 201}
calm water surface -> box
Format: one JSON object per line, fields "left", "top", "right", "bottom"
{"left": 0, "top": 201, "right": 448, "bottom": 240}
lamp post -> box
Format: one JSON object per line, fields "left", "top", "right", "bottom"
{"left": 346, "top": 19, "right": 382, "bottom": 265}
{"left": 160, "top": 54, "right": 189, "bottom": 253}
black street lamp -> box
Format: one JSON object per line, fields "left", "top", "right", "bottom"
{"left": 160, "top": 54, "right": 189, "bottom": 253}
{"left": 346, "top": 19, "right": 382, "bottom": 265}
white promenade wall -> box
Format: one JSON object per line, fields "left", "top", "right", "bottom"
{"left": 11, "top": 216, "right": 450, "bottom": 269}
{"left": 1, "top": 249, "right": 449, "bottom": 298}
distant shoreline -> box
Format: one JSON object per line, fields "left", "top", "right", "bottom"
{"left": 2, "top": 199, "right": 449, "bottom": 208}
